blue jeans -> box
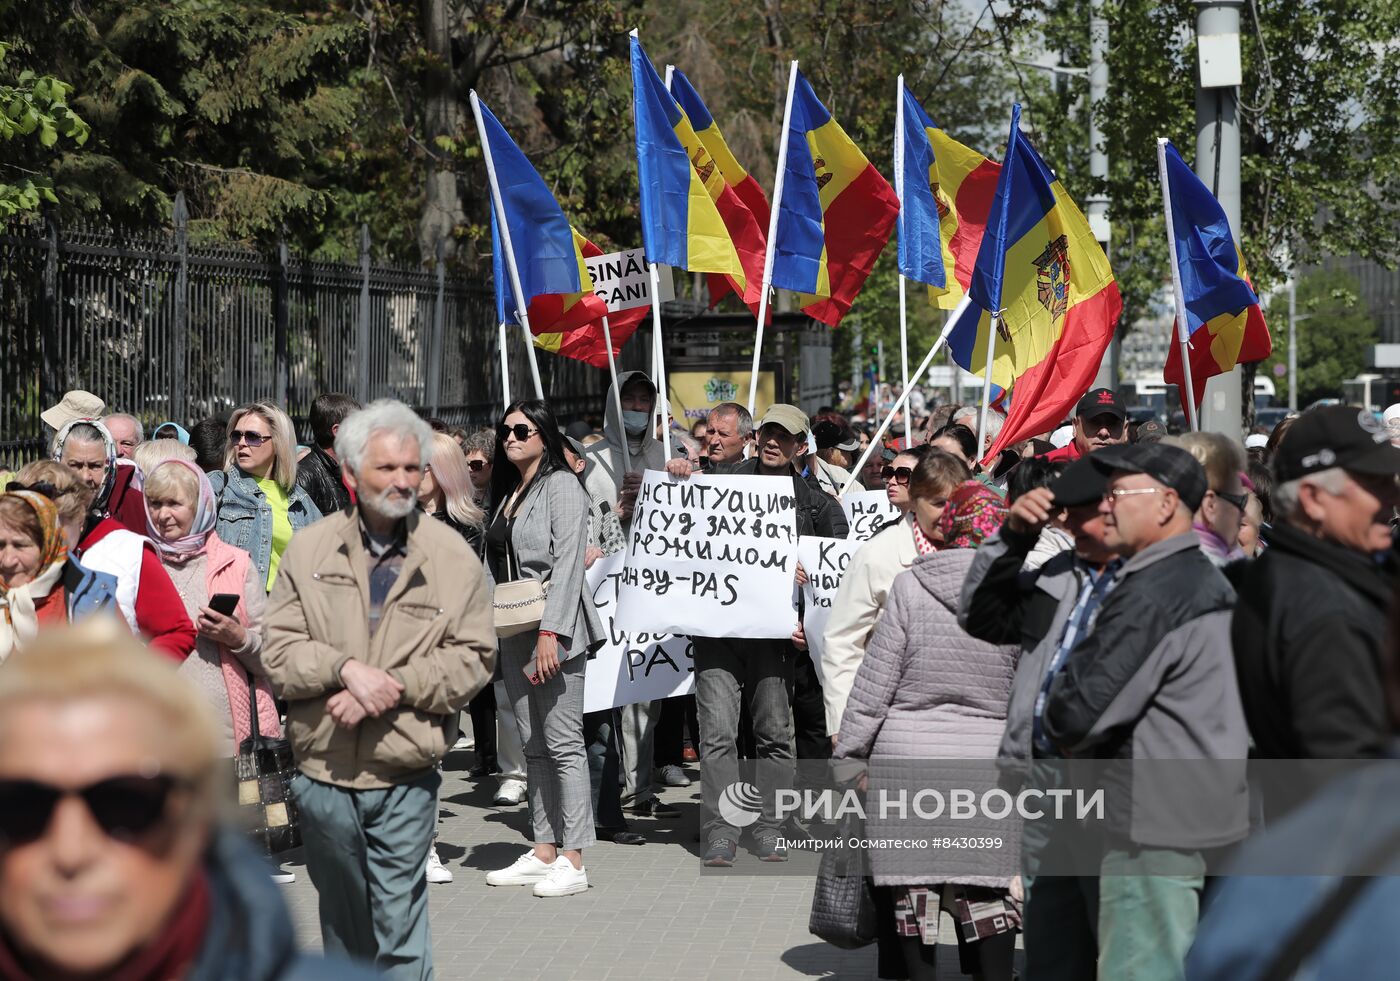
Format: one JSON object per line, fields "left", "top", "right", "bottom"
{"left": 293, "top": 770, "right": 440, "bottom": 981}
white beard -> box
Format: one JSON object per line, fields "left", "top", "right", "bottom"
{"left": 364, "top": 487, "right": 418, "bottom": 520}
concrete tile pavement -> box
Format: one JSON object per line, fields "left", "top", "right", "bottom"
{"left": 278, "top": 752, "right": 1013, "bottom": 979}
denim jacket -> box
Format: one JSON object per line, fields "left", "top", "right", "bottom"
{"left": 64, "top": 556, "right": 120, "bottom": 621}
{"left": 209, "top": 468, "right": 323, "bottom": 589}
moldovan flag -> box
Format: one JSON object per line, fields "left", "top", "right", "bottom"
{"left": 1159, "top": 139, "right": 1271, "bottom": 414}
{"left": 491, "top": 212, "right": 644, "bottom": 369}
{"left": 770, "top": 69, "right": 899, "bottom": 327}
{"left": 667, "top": 68, "right": 769, "bottom": 320}
{"left": 479, "top": 95, "right": 609, "bottom": 338}
{"left": 895, "top": 83, "right": 1000, "bottom": 311}
{"left": 630, "top": 36, "right": 745, "bottom": 288}
{"left": 947, "top": 104, "right": 1121, "bottom": 461}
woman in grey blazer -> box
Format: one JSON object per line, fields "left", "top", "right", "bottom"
{"left": 482, "top": 399, "right": 604, "bottom": 899}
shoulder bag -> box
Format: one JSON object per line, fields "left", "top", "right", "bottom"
{"left": 234, "top": 672, "right": 302, "bottom": 855}
{"left": 493, "top": 481, "right": 550, "bottom": 638}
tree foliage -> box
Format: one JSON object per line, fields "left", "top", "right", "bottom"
{"left": 1261, "top": 268, "right": 1379, "bottom": 405}
{"left": 0, "top": 39, "right": 89, "bottom": 217}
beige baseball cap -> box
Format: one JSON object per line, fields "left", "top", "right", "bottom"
{"left": 41, "top": 390, "right": 105, "bottom": 431}
{"left": 757, "top": 404, "right": 810, "bottom": 437}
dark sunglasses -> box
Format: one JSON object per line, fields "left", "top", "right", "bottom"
{"left": 496, "top": 423, "right": 539, "bottom": 443}
{"left": 882, "top": 465, "right": 914, "bottom": 485}
{"left": 0, "top": 774, "right": 188, "bottom": 845}
{"left": 228, "top": 429, "right": 271, "bottom": 447}
{"left": 1214, "top": 488, "right": 1249, "bottom": 511}
{"left": 466, "top": 459, "right": 488, "bottom": 472}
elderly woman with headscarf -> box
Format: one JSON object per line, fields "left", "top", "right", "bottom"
{"left": 0, "top": 487, "right": 119, "bottom": 661}
{"left": 18, "top": 452, "right": 196, "bottom": 662}
{"left": 144, "top": 460, "right": 278, "bottom": 758}
{"left": 51, "top": 418, "right": 147, "bottom": 534}
{"left": 835, "top": 475, "right": 1022, "bottom": 981}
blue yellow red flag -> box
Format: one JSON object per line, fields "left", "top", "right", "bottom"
{"left": 1159, "top": 139, "right": 1271, "bottom": 414}
{"left": 667, "top": 67, "right": 770, "bottom": 319}
{"left": 946, "top": 104, "right": 1122, "bottom": 461}
{"left": 895, "top": 83, "right": 1001, "bottom": 311}
{"left": 770, "top": 69, "right": 900, "bottom": 327}
{"left": 630, "top": 37, "right": 745, "bottom": 285}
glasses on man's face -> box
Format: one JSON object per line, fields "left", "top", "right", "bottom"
{"left": 229, "top": 430, "right": 271, "bottom": 447}
{"left": 1214, "top": 488, "right": 1248, "bottom": 511}
{"left": 1105, "top": 486, "right": 1164, "bottom": 507}
{"left": 882, "top": 466, "right": 914, "bottom": 485}
{"left": 466, "top": 459, "right": 488, "bottom": 472}
{"left": 497, "top": 423, "right": 538, "bottom": 444}
{"left": 0, "top": 774, "right": 188, "bottom": 845}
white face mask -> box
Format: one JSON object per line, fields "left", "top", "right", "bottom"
{"left": 622, "top": 410, "right": 651, "bottom": 436}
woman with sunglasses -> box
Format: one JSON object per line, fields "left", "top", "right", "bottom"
{"left": 0, "top": 621, "right": 376, "bottom": 980}
{"left": 209, "top": 402, "right": 322, "bottom": 592}
{"left": 1165, "top": 431, "right": 1249, "bottom": 566}
{"left": 0, "top": 485, "right": 120, "bottom": 660}
{"left": 418, "top": 432, "right": 486, "bottom": 556}
{"left": 822, "top": 447, "right": 969, "bottom": 743}
{"left": 483, "top": 400, "right": 604, "bottom": 898}
{"left": 835, "top": 476, "right": 1020, "bottom": 981}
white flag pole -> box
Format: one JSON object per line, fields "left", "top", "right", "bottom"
{"left": 842, "top": 295, "right": 971, "bottom": 495}
{"left": 601, "top": 314, "right": 631, "bottom": 472}
{"left": 498, "top": 322, "right": 512, "bottom": 413}
{"left": 747, "top": 60, "right": 800, "bottom": 416}
{"left": 894, "top": 74, "right": 912, "bottom": 449}
{"left": 1157, "top": 138, "right": 1200, "bottom": 432}
{"left": 470, "top": 89, "right": 544, "bottom": 400}
{"left": 648, "top": 263, "right": 673, "bottom": 461}
{"left": 975, "top": 312, "right": 1000, "bottom": 456}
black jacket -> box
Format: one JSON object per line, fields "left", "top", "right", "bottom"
{"left": 294, "top": 445, "right": 351, "bottom": 517}
{"left": 1230, "top": 521, "right": 1394, "bottom": 761}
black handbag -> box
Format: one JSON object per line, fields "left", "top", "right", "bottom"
{"left": 808, "top": 813, "right": 879, "bottom": 949}
{"left": 234, "top": 672, "right": 302, "bottom": 856}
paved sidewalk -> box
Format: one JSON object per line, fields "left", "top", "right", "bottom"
{"left": 278, "top": 749, "right": 1015, "bottom": 979}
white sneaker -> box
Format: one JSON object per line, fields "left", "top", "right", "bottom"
{"left": 492, "top": 778, "right": 527, "bottom": 806}
{"left": 452, "top": 734, "right": 474, "bottom": 751}
{"left": 424, "top": 846, "right": 453, "bottom": 884}
{"left": 270, "top": 867, "right": 296, "bottom": 884}
{"left": 532, "top": 857, "right": 588, "bottom": 897}
{"left": 657, "top": 763, "right": 691, "bottom": 787}
{"left": 486, "top": 850, "right": 555, "bottom": 887}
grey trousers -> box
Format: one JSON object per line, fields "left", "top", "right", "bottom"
{"left": 499, "top": 635, "right": 596, "bottom": 851}
{"left": 293, "top": 770, "right": 440, "bottom": 981}
{"left": 693, "top": 637, "right": 795, "bottom": 843}
{"left": 618, "top": 698, "right": 660, "bottom": 806}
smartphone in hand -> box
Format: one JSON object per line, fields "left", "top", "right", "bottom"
{"left": 209, "top": 593, "right": 240, "bottom": 617}
{"left": 523, "top": 656, "right": 540, "bottom": 685}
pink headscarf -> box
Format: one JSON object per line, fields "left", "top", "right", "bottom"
{"left": 144, "top": 459, "right": 217, "bottom": 564}
{"left": 938, "top": 480, "right": 1007, "bottom": 549}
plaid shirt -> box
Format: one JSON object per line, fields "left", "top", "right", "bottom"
{"left": 361, "top": 519, "right": 409, "bottom": 637}
{"left": 1032, "top": 557, "right": 1122, "bottom": 757}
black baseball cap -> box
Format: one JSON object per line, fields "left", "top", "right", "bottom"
{"left": 1075, "top": 388, "right": 1127, "bottom": 421}
{"left": 813, "top": 420, "right": 860, "bottom": 452}
{"left": 1050, "top": 456, "right": 1108, "bottom": 509}
{"left": 1134, "top": 419, "right": 1167, "bottom": 444}
{"left": 1273, "top": 405, "right": 1400, "bottom": 482}
{"left": 1090, "top": 443, "right": 1208, "bottom": 511}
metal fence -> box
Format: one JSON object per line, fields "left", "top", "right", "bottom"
{"left": 0, "top": 193, "right": 636, "bottom": 463}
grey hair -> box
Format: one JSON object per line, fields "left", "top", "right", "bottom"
{"left": 1273, "top": 467, "right": 1348, "bottom": 521}
{"left": 709, "top": 402, "right": 754, "bottom": 438}
{"left": 103, "top": 413, "right": 144, "bottom": 441}
{"left": 954, "top": 406, "right": 1002, "bottom": 439}
{"left": 462, "top": 427, "right": 496, "bottom": 458}
{"left": 334, "top": 399, "right": 434, "bottom": 477}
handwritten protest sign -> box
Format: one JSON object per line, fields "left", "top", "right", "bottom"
{"left": 842, "top": 489, "right": 902, "bottom": 541}
{"left": 583, "top": 248, "right": 675, "bottom": 313}
{"left": 796, "top": 537, "right": 860, "bottom": 683}
{"left": 615, "top": 471, "right": 799, "bottom": 639}
{"left": 583, "top": 553, "right": 693, "bottom": 714}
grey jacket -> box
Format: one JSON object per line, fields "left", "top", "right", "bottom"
{"left": 1043, "top": 532, "right": 1250, "bottom": 849}
{"left": 959, "top": 527, "right": 1086, "bottom": 775}
{"left": 210, "top": 468, "right": 322, "bottom": 588}
{"left": 488, "top": 468, "right": 604, "bottom": 656}
{"left": 835, "top": 548, "right": 1021, "bottom": 886}
{"left": 581, "top": 369, "right": 668, "bottom": 514}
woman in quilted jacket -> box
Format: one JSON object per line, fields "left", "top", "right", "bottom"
{"left": 835, "top": 469, "right": 1021, "bottom": 981}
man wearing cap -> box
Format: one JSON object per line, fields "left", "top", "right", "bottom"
{"left": 1041, "top": 443, "right": 1249, "bottom": 979}
{"left": 959, "top": 455, "right": 1120, "bottom": 980}
{"left": 40, "top": 390, "right": 105, "bottom": 434}
{"left": 1231, "top": 405, "right": 1400, "bottom": 769}
{"left": 808, "top": 418, "right": 863, "bottom": 496}
{"left": 684, "top": 404, "right": 847, "bottom": 866}
{"left": 1041, "top": 388, "right": 1130, "bottom": 462}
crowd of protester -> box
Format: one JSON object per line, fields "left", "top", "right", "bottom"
{"left": 0, "top": 375, "right": 1397, "bottom": 981}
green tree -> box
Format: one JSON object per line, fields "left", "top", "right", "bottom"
{"left": 0, "top": 38, "right": 89, "bottom": 217}
{"left": 1262, "top": 268, "right": 1378, "bottom": 405}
